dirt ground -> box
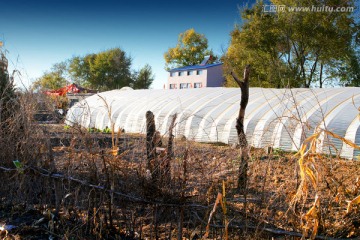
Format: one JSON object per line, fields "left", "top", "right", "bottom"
{"left": 1, "top": 124, "right": 359, "bottom": 239}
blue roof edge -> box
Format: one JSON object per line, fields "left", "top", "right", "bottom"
{"left": 168, "top": 62, "right": 223, "bottom": 72}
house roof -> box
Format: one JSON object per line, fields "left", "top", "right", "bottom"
{"left": 169, "top": 62, "right": 223, "bottom": 72}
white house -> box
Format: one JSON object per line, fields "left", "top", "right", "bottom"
{"left": 167, "top": 59, "right": 224, "bottom": 89}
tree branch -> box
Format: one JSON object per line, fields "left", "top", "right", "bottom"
{"left": 231, "top": 65, "right": 250, "bottom": 88}
{"left": 230, "top": 71, "right": 243, "bottom": 88}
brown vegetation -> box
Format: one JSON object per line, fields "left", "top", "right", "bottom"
{"left": 0, "top": 93, "right": 359, "bottom": 240}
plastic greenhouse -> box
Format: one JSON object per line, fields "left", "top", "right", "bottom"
{"left": 65, "top": 87, "right": 360, "bottom": 159}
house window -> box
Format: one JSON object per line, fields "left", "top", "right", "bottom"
{"left": 179, "top": 71, "right": 185, "bottom": 76}
{"left": 187, "top": 70, "right": 193, "bottom": 76}
{"left": 180, "top": 83, "right": 191, "bottom": 89}
{"left": 169, "top": 84, "right": 177, "bottom": 89}
{"left": 194, "top": 82, "right": 202, "bottom": 88}
{"left": 170, "top": 72, "right": 176, "bottom": 77}
{"left": 196, "top": 70, "right": 203, "bottom": 75}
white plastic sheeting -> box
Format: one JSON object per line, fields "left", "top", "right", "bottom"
{"left": 65, "top": 87, "right": 360, "bottom": 159}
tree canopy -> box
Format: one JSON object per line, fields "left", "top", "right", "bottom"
{"left": 32, "top": 48, "right": 154, "bottom": 91}
{"left": 164, "top": 28, "right": 217, "bottom": 70}
{"left": 32, "top": 62, "right": 67, "bottom": 91}
{"left": 223, "top": 0, "right": 359, "bottom": 88}
{"left": 88, "top": 48, "right": 132, "bottom": 91}
{"left": 132, "top": 64, "right": 154, "bottom": 89}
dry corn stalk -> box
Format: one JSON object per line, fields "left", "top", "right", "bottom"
{"left": 323, "top": 129, "right": 360, "bottom": 151}
{"left": 293, "top": 127, "right": 360, "bottom": 238}
{"left": 203, "top": 180, "right": 228, "bottom": 240}
{"left": 346, "top": 195, "right": 360, "bottom": 214}
{"left": 302, "top": 194, "right": 320, "bottom": 239}
{"left": 222, "top": 180, "right": 228, "bottom": 240}
{"left": 294, "top": 128, "right": 360, "bottom": 203}
{"left": 107, "top": 147, "right": 119, "bottom": 156}
{"left": 292, "top": 131, "right": 321, "bottom": 205}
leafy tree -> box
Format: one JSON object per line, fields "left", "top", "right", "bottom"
{"left": 68, "top": 48, "right": 132, "bottom": 91}
{"left": 345, "top": 51, "right": 360, "bottom": 87}
{"left": 34, "top": 48, "right": 134, "bottom": 91}
{"left": 224, "top": 0, "right": 358, "bottom": 88}
{"left": 224, "top": 8, "right": 289, "bottom": 88}
{"left": 164, "top": 28, "right": 217, "bottom": 70}
{"left": 68, "top": 55, "right": 95, "bottom": 87}
{"left": 89, "top": 48, "right": 132, "bottom": 91}
{"left": 132, "top": 64, "right": 154, "bottom": 89}
{"left": 31, "top": 62, "right": 68, "bottom": 91}
{"left": 336, "top": 45, "right": 360, "bottom": 87}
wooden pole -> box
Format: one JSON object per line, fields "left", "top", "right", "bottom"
{"left": 164, "top": 113, "right": 177, "bottom": 182}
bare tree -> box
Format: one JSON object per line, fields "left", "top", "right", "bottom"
{"left": 231, "top": 65, "right": 250, "bottom": 191}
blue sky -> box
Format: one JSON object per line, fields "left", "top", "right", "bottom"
{"left": 0, "top": 0, "right": 256, "bottom": 89}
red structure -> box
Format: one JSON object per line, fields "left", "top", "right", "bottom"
{"left": 44, "top": 84, "right": 96, "bottom": 96}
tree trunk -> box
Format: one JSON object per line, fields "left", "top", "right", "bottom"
{"left": 146, "top": 111, "right": 157, "bottom": 175}
{"left": 0, "top": 99, "right": 2, "bottom": 124}
{"left": 309, "top": 54, "right": 319, "bottom": 87}
{"left": 231, "top": 65, "right": 250, "bottom": 192}
{"left": 319, "top": 63, "right": 323, "bottom": 88}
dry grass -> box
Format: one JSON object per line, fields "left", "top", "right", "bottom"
{"left": 0, "top": 93, "right": 359, "bottom": 240}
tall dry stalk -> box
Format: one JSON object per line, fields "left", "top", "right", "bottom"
{"left": 98, "top": 94, "right": 118, "bottom": 153}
